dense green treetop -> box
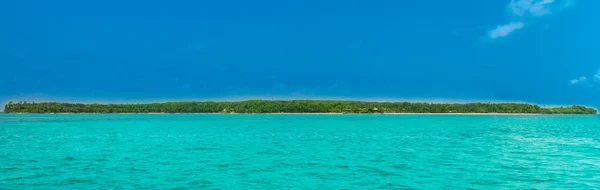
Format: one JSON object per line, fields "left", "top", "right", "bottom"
{"left": 3, "top": 100, "right": 596, "bottom": 114}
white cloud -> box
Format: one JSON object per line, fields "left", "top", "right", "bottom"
{"left": 485, "top": 0, "right": 573, "bottom": 40}
{"left": 529, "top": 0, "right": 555, "bottom": 16}
{"left": 570, "top": 69, "right": 600, "bottom": 88}
{"left": 489, "top": 22, "right": 525, "bottom": 39}
{"left": 569, "top": 76, "right": 587, "bottom": 85}
{"left": 509, "top": 0, "right": 556, "bottom": 17}
{"left": 569, "top": 79, "right": 578, "bottom": 85}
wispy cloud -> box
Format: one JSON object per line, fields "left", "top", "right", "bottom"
{"left": 509, "top": 0, "right": 556, "bottom": 17}
{"left": 570, "top": 69, "right": 600, "bottom": 86}
{"left": 569, "top": 76, "right": 587, "bottom": 85}
{"left": 489, "top": 22, "right": 525, "bottom": 39}
{"left": 485, "top": 0, "right": 574, "bottom": 40}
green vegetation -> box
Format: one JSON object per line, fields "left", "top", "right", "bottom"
{"left": 3, "top": 100, "right": 597, "bottom": 114}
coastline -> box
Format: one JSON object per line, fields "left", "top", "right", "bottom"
{"left": 1, "top": 112, "right": 551, "bottom": 115}
{"left": 4, "top": 100, "right": 596, "bottom": 115}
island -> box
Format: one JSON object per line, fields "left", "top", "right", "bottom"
{"left": 3, "top": 100, "right": 597, "bottom": 114}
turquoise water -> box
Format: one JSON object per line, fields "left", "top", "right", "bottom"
{"left": 1, "top": 114, "right": 600, "bottom": 189}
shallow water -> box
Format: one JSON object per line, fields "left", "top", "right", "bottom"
{"left": 1, "top": 114, "right": 600, "bottom": 189}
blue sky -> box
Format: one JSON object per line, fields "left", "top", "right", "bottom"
{"left": 1, "top": 0, "right": 599, "bottom": 108}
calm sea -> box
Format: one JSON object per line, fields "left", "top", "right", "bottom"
{"left": 1, "top": 114, "right": 600, "bottom": 189}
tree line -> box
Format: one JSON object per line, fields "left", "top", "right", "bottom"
{"left": 3, "top": 100, "right": 596, "bottom": 114}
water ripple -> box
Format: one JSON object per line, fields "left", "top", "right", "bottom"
{"left": 1, "top": 114, "right": 600, "bottom": 188}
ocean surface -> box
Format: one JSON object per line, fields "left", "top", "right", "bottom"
{"left": 1, "top": 114, "right": 600, "bottom": 189}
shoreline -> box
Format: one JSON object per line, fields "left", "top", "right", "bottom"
{"left": 5, "top": 100, "right": 596, "bottom": 115}
{"left": 0, "top": 112, "right": 564, "bottom": 115}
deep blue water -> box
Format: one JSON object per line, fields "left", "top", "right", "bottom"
{"left": 1, "top": 114, "right": 600, "bottom": 189}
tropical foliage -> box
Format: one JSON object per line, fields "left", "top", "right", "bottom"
{"left": 3, "top": 100, "right": 596, "bottom": 114}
